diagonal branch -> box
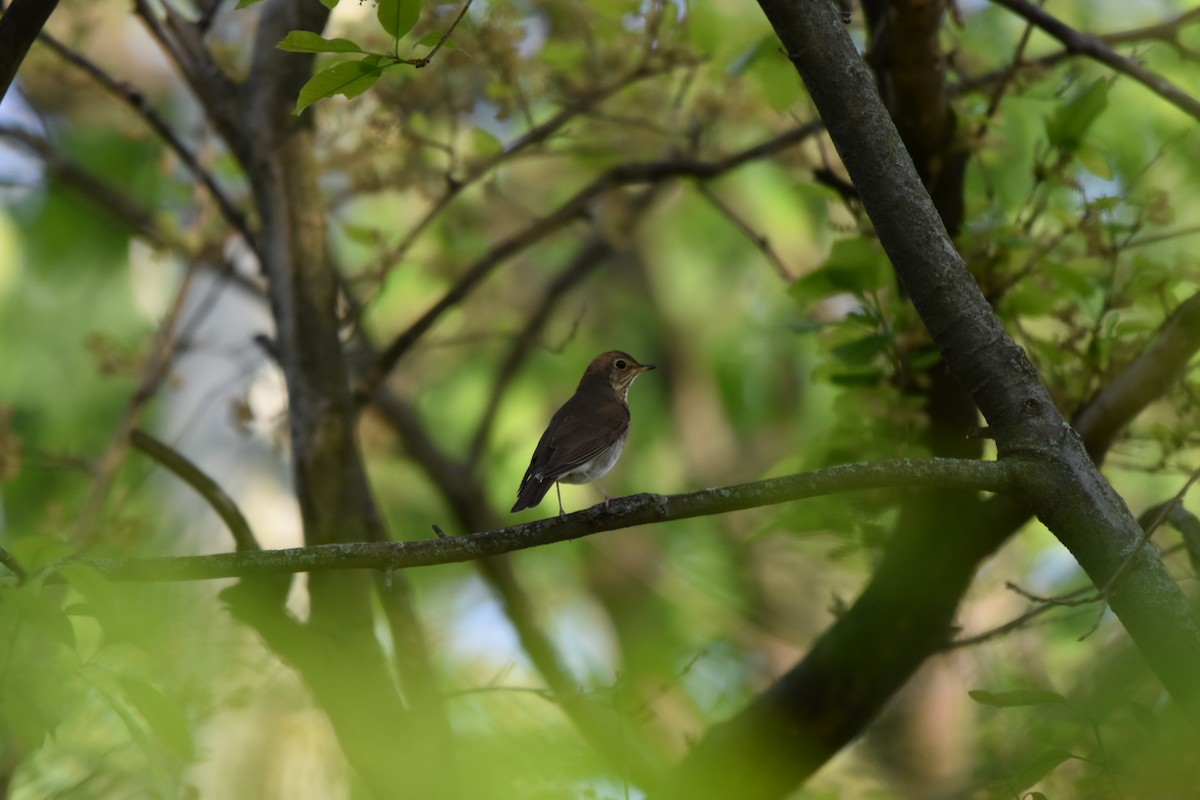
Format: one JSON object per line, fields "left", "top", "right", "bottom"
{"left": 0, "top": 0, "right": 61, "bottom": 103}
{"left": 1073, "top": 290, "right": 1200, "bottom": 461}
{"left": 38, "top": 31, "right": 255, "bottom": 246}
{"left": 989, "top": 0, "right": 1200, "bottom": 122}
{"left": 129, "top": 429, "right": 260, "bottom": 553}
{"left": 358, "top": 121, "right": 824, "bottom": 399}
{"left": 58, "top": 458, "right": 1023, "bottom": 582}
{"left": 660, "top": 2, "right": 1200, "bottom": 798}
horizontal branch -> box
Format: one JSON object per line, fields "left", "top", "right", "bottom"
{"left": 59, "top": 458, "right": 1022, "bottom": 583}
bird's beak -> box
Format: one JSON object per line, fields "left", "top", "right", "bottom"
{"left": 639, "top": 363, "right": 657, "bottom": 372}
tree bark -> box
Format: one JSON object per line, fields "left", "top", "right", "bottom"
{"left": 658, "top": 0, "right": 1200, "bottom": 796}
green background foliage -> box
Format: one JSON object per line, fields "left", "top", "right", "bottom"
{"left": 1, "top": 0, "right": 1199, "bottom": 796}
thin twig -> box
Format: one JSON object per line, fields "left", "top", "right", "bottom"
{"left": 38, "top": 31, "right": 255, "bottom": 247}
{"left": 359, "top": 59, "right": 695, "bottom": 302}
{"left": 943, "top": 586, "right": 1095, "bottom": 649}
{"left": 359, "top": 121, "right": 823, "bottom": 398}
{"left": 71, "top": 259, "right": 205, "bottom": 547}
{"left": 696, "top": 183, "right": 794, "bottom": 282}
{"left": 957, "top": 6, "right": 1200, "bottom": 96}
{"left": 411, "top": 0, "right": 473, "bottom": 68}
{"left": 1098, "top": 464, "right": 1200, "bottom": 598}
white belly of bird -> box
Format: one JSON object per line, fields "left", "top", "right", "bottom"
{"left": 559, "top": 438, "right": 625, "bottom": 485}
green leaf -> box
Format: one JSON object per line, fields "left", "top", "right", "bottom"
{"left": 968, "top": 689, "right": 1068, "bottom": 708}
{"left": 830, "top": 333, "right": 891, "bottom": 366}
{"left": 118, "top": 677, "right": 194, "bottom": 760}
{"left": 9, "top": 534, "right": 73, "bottom": 572}
{"left": 278, "top": 31, "right": 366, "bottom": 54}
{"left": 58, "top": 563, "right": 116, "bottom": 611}
{"left": 235, "top": 0, "right": 264, "bottom": 7}
{"left": 1075, "top": 142, "right": 1112, "bottom": 179}
{"left": 377, "top": 0, "right": 421, "bottom": 40}
{"left": 1046, "top": 79, "right": 1108, "bottom": 152}
{"left": 790, "top": 237, "right": 890, "bottom": 302}
{"left": 1, "top": 674, "right": 59, "bottom": 747}
{"left": 318, "top": 0, "right": 340, "bottom": 8}
{"left": 2, "top": 585, "right": 75, "bottom": 648}
{"left": 294, "top": 57, "right": 389, "bottom": 114}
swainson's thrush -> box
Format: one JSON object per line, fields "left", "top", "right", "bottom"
{"left": 511, "top": 351, "right": 656, "bottom": 516}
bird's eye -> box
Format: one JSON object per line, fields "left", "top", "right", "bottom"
{"left": 615, "top": 359, "right": 627, "bottom": 369}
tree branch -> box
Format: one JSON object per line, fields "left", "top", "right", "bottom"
{"left": 989, "top": 0, "right": 1200, "bottom": 122}
{"left": 1073, "top": 290, "right": 1200, "bottom": 461}
{"left": 129, "top": 428, "right": 260, "bottom": 552}
{"left": 37, "top": 31, "right": 255, "bottom": 247}
{"left": 659, "top": 1, "right": 1200, "bottom": 797}
{"left": 358, "top": 121, "right": 823, "bottom": 399}
{"left": 0, "top": 0, "right": 61, "bottom": 103}
{"left": 57, "top": 458, "right": 1021, "bottom": 582}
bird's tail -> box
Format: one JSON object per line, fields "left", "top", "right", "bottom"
{"left": 511, "top": 473, "right": 553, "bottom": 512}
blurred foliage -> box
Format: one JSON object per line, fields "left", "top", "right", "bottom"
{"left": 1, "top": 0, "right": 1200, "bottom": 797}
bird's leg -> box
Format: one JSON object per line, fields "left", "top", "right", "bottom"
{"left": 555, "top": 483, "right": 565, "bottom": 518}
{"left": 593, "top": 481, "right": 613, "bottom": 509}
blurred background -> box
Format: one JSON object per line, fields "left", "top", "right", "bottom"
{"left": 2, "top": 0, "right": 1200, "bottom": 797}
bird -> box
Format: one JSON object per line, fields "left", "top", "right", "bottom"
{"left": 511, "top": 351, "right": 656, "bottom": 517}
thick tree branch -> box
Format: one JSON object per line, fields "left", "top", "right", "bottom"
{"left": 659, "top": 3, "right": 1200, "bottom": 798}
{"left": 0, "top": 0, "right": 61, "bottom": 103}
{"left": 57, "top": 458, "right": 1020, "bottom": 582}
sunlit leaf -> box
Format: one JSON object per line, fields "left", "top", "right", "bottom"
{"left": 377, "top": 0, "right": 421, "bottom": 40}
{"left": 830, "top": 333, "right": 891, "bottom": 366}
{"left": 118, "top": 677, "right": 195, "bottom": 760}
{"left": 2, "top": 585, "right": 75, "bottom": 648}
{"left": 278, "top": 31, "right": 366, "bottom": 54}
{"left": 1046, "top": 79, "right": 1108, "bottom": 152}
{"left": 8, "top": 535, "right": 72, "bottom": 572}
{"left": 294, "top": 57, "right": 389, "bottom": 114}
{"left": 1075, "top": 142, "right": 1112, "bottom": 180}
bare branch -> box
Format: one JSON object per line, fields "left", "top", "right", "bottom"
{"left": 58, "top": 458, "right": 1022, "bottom": 582}
{"left": 358, "top": 121, "right": 823, "bottom": 399}
{"left": 38, "top": 31, "right": 255, "bottom": 246}
{"left": 409, "top": 0, "right": 473, "bottom": 68}
{"left": 360, "top": 58, "right": 702, "bottom": 301}
{"left": 696, "top": 183, "right": 794, "bottom": 282}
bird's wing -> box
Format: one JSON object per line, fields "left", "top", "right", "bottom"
{"left": 529, "top": 395, "right": 629, "bottom": 480}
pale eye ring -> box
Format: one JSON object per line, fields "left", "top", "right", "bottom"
{"left": 615, "top": 359, "right": 627, "bottom": 369}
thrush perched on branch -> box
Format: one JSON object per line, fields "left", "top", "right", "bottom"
{"left": 511, "top": 351, "right": 656, "bottom": 517}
